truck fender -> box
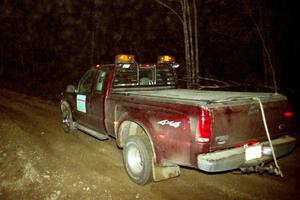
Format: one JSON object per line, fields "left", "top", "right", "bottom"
{"left": 116, "top": 113, "right": 181, "bottom": 182}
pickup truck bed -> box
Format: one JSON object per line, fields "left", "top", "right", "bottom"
{"left": 108, "top": 88, "right": 295, "bottom": 173}
{"left": 113, "top": 89, "right": 290, "bottom": 149}
{"left": 115, "top": 89, "right": 286, "bottom": 106}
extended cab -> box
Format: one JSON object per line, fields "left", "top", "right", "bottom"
{"left": 60, "top": 54, "right": 297, "bottom": 185}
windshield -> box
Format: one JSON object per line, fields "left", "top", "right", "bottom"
{"left": 113, "top": 63, "right": 176, "bottom": 88}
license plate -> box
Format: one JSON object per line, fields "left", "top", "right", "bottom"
{"left": 245, "top": 145, "right": 262, "bottom": 161}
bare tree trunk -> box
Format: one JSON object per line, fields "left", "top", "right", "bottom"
{"left": 155, "top": 0, "right": 199, "bottom": 89}
{"left": 186, "top": 0, "right": 195, "bottom": 88}
{"left": 20, "top": 50, "right": 26, "bottom": 75}
{"left": 0, "top": 45, "right": 3, "bottom": 76}
{"left": 244, "top": 0, "right": 277, "bottom": 93}
{"left": 259, "top": 0, "right": 272, "bottom": 88}
{"left": 181, "top": 0, "right": 192, "bottom": 88}
{"left": 193, "top": 0, "right": 199, "bottom": 87}
{"left": 90, "top": 1, "right": 95, "bottom": 66}
{"left": 91, "top": 30, "right": 95, "bottom": 65}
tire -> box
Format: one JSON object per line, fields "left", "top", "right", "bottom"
{"left": 61, "top": 104, "right": 74, "bottom": 133}
{"left": 123, "top": 135, "right": 153, "bottom": 185}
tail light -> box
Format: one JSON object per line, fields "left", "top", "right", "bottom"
{"left": 197, "top": 109, "right": 211, "bottom": 143}
{"left": 284, "top": 111, "right": 293, "bottom": 120}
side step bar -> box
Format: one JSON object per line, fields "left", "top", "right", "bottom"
{"left": 76, "top": 123, "right": 109, "bottom": 140}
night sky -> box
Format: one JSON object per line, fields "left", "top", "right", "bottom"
{"left": 0, "top": 0, "right": 299, "bottom": 128}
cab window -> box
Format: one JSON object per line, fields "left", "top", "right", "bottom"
{"left": 78, "top": 69, "right": 96, "bottom": 94}
{"left": 96, "top": 71, "right": 107, "bottom": 93}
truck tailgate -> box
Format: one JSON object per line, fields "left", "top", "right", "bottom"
{"left": 208, "top": 95, "right": 291, "bottom": 151}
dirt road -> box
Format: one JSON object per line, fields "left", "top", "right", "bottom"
{"left": 0, "top": 88, "right": 299, "bottom": 200}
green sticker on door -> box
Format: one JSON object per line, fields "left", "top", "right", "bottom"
{"left": 77, "top": 94, "right": 86, "bottom": 113}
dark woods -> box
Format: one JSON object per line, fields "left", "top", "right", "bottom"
{"left": 0, "top": 0, "right": 297, "bottom": 95}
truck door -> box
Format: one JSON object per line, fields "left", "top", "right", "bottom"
{"left": 74, "top": 69, "right": 97, "bottom": 126}
{"left": 86, "top": 69, "right": 108, "bottom": 132}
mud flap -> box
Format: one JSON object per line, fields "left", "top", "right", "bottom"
{"left": 152, "top": 160, "right": 180, "bottom": 182}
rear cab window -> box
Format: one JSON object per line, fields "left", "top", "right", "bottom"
{"left": 112, "top": 63, "right": 176, "bottom": 89}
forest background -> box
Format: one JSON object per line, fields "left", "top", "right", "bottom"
{"left": 0, "top": 0, "right": 299, "bottom": 132}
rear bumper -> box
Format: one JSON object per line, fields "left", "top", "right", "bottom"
{"left": 197, "top": 135, "right": 297, "bottom": 172}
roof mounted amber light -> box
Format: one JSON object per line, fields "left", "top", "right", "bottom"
{"left": 157, "top": 55, "right": 179, "bottom": 68}
{"left": 115, "top": 54, "right": 135, "bottom": 64}
{"left": 157, "top": 55, "right": 175, "bottom": 64}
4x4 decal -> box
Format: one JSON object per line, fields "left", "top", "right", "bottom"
{"left": 157, "top": 120, "right": 181, "bottom": 128}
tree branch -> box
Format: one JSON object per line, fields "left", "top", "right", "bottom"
{"left": 243, "top": 0, "right": 278, "bottom": 93}
{"left": 154, "top": 0, "right": 184, "bottom": 24}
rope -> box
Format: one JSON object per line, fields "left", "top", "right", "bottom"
{"left": 253, "top": 97, "right": 283, "bottom": 177}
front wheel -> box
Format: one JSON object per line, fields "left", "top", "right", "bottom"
{"left": 123, "top": 135, "right": 153, "bottom": 185}
{"left": 61, "top": 104, "right": 75, "bottom": 133}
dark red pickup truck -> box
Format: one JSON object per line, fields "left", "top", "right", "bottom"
{"left": 60, "top": 54, "right": 297, "bottom": 185}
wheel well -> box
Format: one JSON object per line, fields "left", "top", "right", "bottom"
{"left": 118, "top": 121, "right": 153, "bottom": 150}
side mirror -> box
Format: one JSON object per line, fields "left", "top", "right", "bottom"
{"left": 66, "top": 84, "right": 76, "bottom": 93}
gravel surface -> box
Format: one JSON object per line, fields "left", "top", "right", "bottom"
{"left": 0, "top": 88, "right": 299, "bottom": 200}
